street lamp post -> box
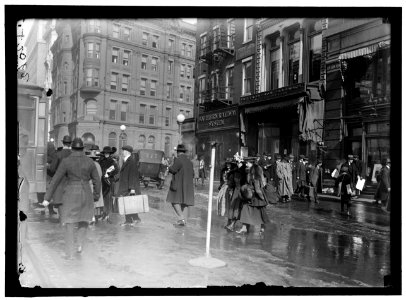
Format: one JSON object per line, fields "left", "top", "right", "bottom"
{"left": 120, "top": 124, "right": 126, "bottom": 148}
{"left": 176, "top": 113, "right": 185, "bottom": 144}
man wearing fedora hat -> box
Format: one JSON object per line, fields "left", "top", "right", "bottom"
{"left": 47, "top": 135, "right": 73, "bottom": 217}
{"left": 116, "top": 145, "right": 142, "bottom": 226}
{"left": 166, "top": 144, "right": 194, "bottom": 227}
{"left": 99, "top": 146, "right": 119, "bottom": 222}
{"left": 43, "top": 138, "right": 101, "bottom": 259}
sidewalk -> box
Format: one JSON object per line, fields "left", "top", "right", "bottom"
{"left": 209, "top": 180, "right": 376, "bottom": 206}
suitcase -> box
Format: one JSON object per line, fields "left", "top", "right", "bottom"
{"left": 116, "top": 195, "right": 149, "bottom": 215}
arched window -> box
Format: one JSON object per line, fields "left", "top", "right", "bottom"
{"left": 82, "top": 132, "right": 95, "bottom": 147}
{"left": 108, "top": 132, "right": 117, "bottom": 148}
{"left": 147, "top": 135, "right": 155, "bottom": 149}
{"left": 119, "top": 132, "right": 127, "bottom": 148}
{"left": 137, "top": 135, "right": 146, "bottom": 149}
{"left": 85, "top": 100, "right": 97, "bottom": 115}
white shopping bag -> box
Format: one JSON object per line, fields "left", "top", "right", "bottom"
{"left": 331, "top": 169, "right": 339, "bottom": 178}
{"left": 356, "top": 178, "right": 365, "bottom": 191}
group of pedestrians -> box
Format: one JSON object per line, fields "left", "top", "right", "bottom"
{"left": 43, "top": 136, "right": 146, "bottom": 259}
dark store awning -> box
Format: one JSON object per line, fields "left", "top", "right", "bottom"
{"left": 244, "top": 97, "right": 302, "bottom": 114}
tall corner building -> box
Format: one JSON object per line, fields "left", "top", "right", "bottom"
{"left": 49, "top": 19, "right": 196, "bottom": 155}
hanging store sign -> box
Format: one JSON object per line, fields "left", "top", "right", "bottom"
{"left": 236, "top": 43, "right": 256, "bottom": 61}
{"left": 240, "top": 83, "right": 306, "bottom": 105}
{"left": 198, "top": 106, "right": 239, "bottom": 132}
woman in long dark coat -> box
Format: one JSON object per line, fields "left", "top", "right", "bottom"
{"left": 98, "top": 146, "right": 119, "bottom": 222}
{"left": 237, "top": 162, "right": 270, "bottom": 234}
{"left": 374, "top": 158, "right": 391, "bottom": 208}
{"left": 166, "top": 144, "right": 194, "bottom": 226}
{"left": 224, "top": 167, "right": 243, "bottom": 231}
{"left": 44, "top": 138, "right": 101, "bottom": 259}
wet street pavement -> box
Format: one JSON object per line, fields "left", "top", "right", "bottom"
{"left": 18, "top": 181, "right": 390, "bottom": 288}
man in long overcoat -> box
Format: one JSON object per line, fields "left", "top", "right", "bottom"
{"left": 43, "top": 138, "right": 101, "bottom": 259}
{"left": 166, "top": 144, "right": 194, "bottom": 227}
{"left": 48, "top": 135, "right": 72, "bottom": 216}
{"left": 276, "top": 155, "right": 294, "bottom": 203}
{"left": 374, "top": 158, "right": 391, "bottom": 208}
{"left": 296, "top": 155, "right": 307, "bottom": 199}
{"left": 116, "top": 145, "right": 141, "bottom": 226}
{"left": 308, "top": 160, "right": 323, "bottom": 203}
{"left": 288, "top": 154, "right": 296, "bottom": 196}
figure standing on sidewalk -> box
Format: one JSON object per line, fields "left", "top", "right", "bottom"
{"left": 191, "top": 154, "right": 200, "bottom": 187}
{"left": 166, "top": 144, "right": 195, "bottom": 227}
{"left": 116, "top": 145, "right": 142, "bottom": 226}
{"left": 337, "top": 165, "right": 352, "bottom": 215}
{"left": 307, "top": 160, "right": 323, "bottom": 204}
{"left": 43, "top": 138, "right": 101, "bottom": 259}
{"left": 353, "top": 154, "right": 363, "bottom": 198}
{"left": 296, "top": 155, "right": 307, "bottom": 199}
{"left": 199, "top": 156, "right": 206, "bottom": 186}
{"left": 374, "top": 157, "right": 391, "bottom": 208}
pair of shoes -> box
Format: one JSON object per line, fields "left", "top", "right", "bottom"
{"left": 236, "top": 228, "right": 247, "bottom": 234}
{"left": 174, "top": 219, "right": 186, "bottom": 227}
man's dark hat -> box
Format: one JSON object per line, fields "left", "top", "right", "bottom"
{"left": 111, "top": 147, "right": 117, "bottom": 154}
{"left": 62, "top": 135, "right": 72, "bottom": 144}
{"left": 122, "top": 145, "right": 133, "bottom": 153}
{"left": 275, "top": 154, "right": 282, "bottom": 160}
{"left": 353, "top": 154, "right": 359, "bottom": 159}
{"left": 101, "top": 146, "right": 113, "bottom": 154}
{"left": 176, "top": 144, "right": 187, "bottom": 153}
{"left": 299, "top": 154, "right": 305, "bottom": 159}
{"left": 71, "top": 138, "right": 84, "bottom": 149}
{"left": 289, "top": 154, "right": 295, "bottom": 159}
{"left": 304, "top": 156, "right": 309, "bottom": 161}
{"left": 317, "top": 160, "right": 322, "bottom": 165}
{"left": 348, "top": 154, "right": 354, "bottom": 159}
{"left": 90, "top": 144, "right": 99, "bottom": 151}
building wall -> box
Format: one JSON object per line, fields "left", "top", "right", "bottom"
{"left": 50, "top": 19, "right": 196, "bottom": 151}
{"left": 323, "top": 18, "right": 391, "bottom": 177}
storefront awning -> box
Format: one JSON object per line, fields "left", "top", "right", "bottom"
{"left": 244, "top": 97, "right": 302, "bottom": 114}
{"left": 338, "top": 40, "right": 390, "bottom": 60}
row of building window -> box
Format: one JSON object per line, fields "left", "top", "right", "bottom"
{"left": 86, "top": 20, "right": 194, "bottom": 57}
{"left": 84, "top": 99, "right": 191, "bottom": 126}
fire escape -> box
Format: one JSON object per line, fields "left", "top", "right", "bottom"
{"left": 198, "top": 22, "right": 236, "bottom": 112}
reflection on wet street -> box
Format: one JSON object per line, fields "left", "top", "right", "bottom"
{"left": 20, "top": 185, "right": 390, "bottom": 288}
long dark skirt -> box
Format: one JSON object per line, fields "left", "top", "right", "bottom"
{"left": 239, "top": 203, "right": 270, "bottom": 226}
{"left": 226, "top": 187, "right": 242, "bottom": 220}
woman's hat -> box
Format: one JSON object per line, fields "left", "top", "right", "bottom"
{"left": 176, "top": 144, "right": 187, "bottom": 153}
{"left": 101, "top": 146, "right": 113, "bottom": 154}
{"left": 62, "top": 135, "right": 72, "bottom": 144}
{"left": 71, "top": 138, "right": 84, "bottom": 149}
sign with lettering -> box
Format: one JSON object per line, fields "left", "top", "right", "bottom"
{"left": 198, "top": 106, "right": 239, "bottom": 132}
{"left": 181, "top": 122, "right": 195, "bottom": 132}
{"left": 240, "top": 83, "right": 306, "bottom": 105}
